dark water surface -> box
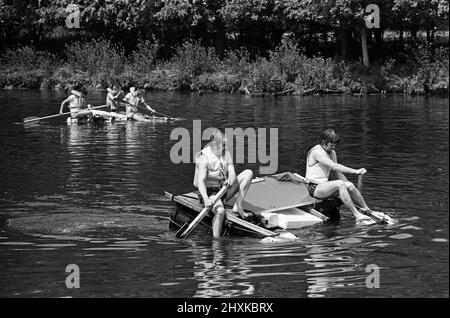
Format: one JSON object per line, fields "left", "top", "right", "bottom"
{"left": 0, "top": 90, "right": 448, "bottom": 298}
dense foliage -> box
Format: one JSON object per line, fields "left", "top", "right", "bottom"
{"left": 0, "top": 0, "right": 448, "bottom": 95}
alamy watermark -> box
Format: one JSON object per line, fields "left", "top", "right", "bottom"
{"left": 65, "top": 4, "right": 80, "bottom": 29}
{"left": 170, "top": 120, "right": 278, "bottom": 175}
{"left": 65, "top": 264, "right": 80, "bottom": 288}
{"left": 365, "top": 264, "right": 380, "bottom": 288}
{"left": 365, "top": 4, "right": 380, "bottom": 29}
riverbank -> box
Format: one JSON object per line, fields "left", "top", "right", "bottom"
{"left": 1, "top": 40, "right": 448, "bottom": 96}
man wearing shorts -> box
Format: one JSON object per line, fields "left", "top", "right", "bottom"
{"left": 306, "top": 129, "right": 374, "bottom": 223}
{"left": 194, "top": 130, "right": 253, "bottom": 237}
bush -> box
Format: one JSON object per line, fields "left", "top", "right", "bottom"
{"left": 170, "top": 40, "right": 220, "bottom": 77}
{"left": 269, "top": 39, "right": 304, "bottom": 82}
{"left": 65, "top": 39, "right": 126, "bottom": 86}
{"left": 247, "top": 58, "right": 289, "bottom": 93}
{"left": 221, "top": 47, "right": 252, "bottom": 78}
{"left": 294, "top": 56, "right": 336, "bottom": 92}
{"left": 194, "top": 72, "right": 241, "bottom": 92}
{"left": 129, "top": 40, "right": 159, "bottom": 75}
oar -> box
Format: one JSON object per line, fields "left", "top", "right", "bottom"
{"left": 357, "top": 174, "right": 364, "bottom": 193}
{"left": 22, "top": 105, "right": 107, "bottom": 123}
{"left": 176, "top": 185, "right": 229, "bottom": 238}
{"left": 153, "top": 110, "right": 185, "bottom": 121}
{"left": 122, "top": 100, "right": 184, "bottom": 121}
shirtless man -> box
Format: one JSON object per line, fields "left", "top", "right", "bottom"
{"left": 306, "top": 129, "right": 375, "bottom": 223}
{"left": 59, "top": 87, "right": 93, "bottom": 121}
{"left": 123, "top": 87, "right": 156, "bottom": 121}
{"left": 194, "top": 130, "right": 253, "bottom": 237}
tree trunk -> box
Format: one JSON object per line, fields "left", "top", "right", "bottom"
{"left": 411, "top": 29, "right": 417, "bottom": 44}
{"left": 374, "top": 28, "right": 383, "bottom": 60}
{"left": 374, "top": 29, "right": 383, "bottom": 47}
{"left": 361, "top": 26, "right": 370, "bottom": 67}
{"left": 214, "top": 24, "right": 226, "bottom": 59}
{"left": 338, "top": 28, "right": 352, "bottom": 59}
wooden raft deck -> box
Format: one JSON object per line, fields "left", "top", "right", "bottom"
{"left": 165, "top": 191, "right": 277, "bottom": 237}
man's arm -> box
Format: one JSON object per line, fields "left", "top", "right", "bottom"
{"left": 332, "top": 151, "right": 348, "bottom": 181}
{"left": 142, "top": 98, "right": 155, "bottom": 113}
{"left": 313, "top": 149, "right": 364, "bottom": 175}
{"left": 197, "top": 155, "right": 212, "bottom": 207}
{"left": 59, "top": 96, "right": 72, "bottom": 113}
{"left": 225, "top": 151, "right": 236, "bottom": 187}
{"left": 112, "top": 90, "right": 123, "bottom": 99}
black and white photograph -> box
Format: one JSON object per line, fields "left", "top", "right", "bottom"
{"left": 0, "top": 0, "right": 448, "bottom": 303}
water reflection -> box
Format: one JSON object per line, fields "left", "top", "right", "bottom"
{"left": 0, "top": 91, "right": 448, "bottom": 297}
{"left": 304, "top": 236, "right": 368, "bottom": 297}
{"left": 192, "top": 240, "right": 255, "bottom": 298}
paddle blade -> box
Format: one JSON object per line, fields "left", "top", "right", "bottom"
{"left": 23, "top": 116, "right": 40, "bottom": 122}
{"left": 175, "top": 223, "right": 189, "bottom": 238}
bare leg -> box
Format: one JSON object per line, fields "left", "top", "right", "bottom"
{"left": 345, "top": 182, "right": 370, "bottom": 210}
{"left": 314, "top": 180, "right": 372, "bottom": 222}
{"left": 211, "top": 199, "right": 225, "bottom": 237}
{"left": 225, "top": 169, "right": 253, "bottom": 218}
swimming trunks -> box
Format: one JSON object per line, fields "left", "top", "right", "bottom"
{"left": 307, "top": 182, "right": 319, "bottom": 198}
{"left": 197, "top": 187, "right": 222, "bottom": 204}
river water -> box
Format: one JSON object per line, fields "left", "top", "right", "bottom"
{"left": 0, "top": 90, "right": 448, "bottom": 298}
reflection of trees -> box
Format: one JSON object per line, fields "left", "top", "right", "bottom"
{"left": 192, "top": 240, "right": 255, "bottom": 298}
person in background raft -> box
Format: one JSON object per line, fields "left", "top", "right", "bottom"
{"left": 194, "top": 130, "right": 254, "bottom": 237}
{"left": 123, "top": 87, "right": 156, "bottom": 121}
{"left": 106, "top": 84, "right": 124, "bottom": 112}
{"left": 305, "top": 128, "right": 378, "bottom": 224}
{"left": 59, "top": 86, "right": 93, "bottom": 121}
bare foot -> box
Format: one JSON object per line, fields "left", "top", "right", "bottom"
{"left": 355, "top": 213, "right": 376, "bottom": 225}
{"left": 359, "top": 208, "right": 394, "bottom": 224}
{"left": 232, "top": 205, "right": 250, "bottom": 219}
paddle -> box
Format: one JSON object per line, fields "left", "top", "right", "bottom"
{"left": 121, "top": 100, "right": 184, "bottom": 121}
{"left": 22, "top": 105, "right": 107, "bottom": 123}
{"left": 176, "top": 185, "right": 229, "bottom": 238}
{"left": 357, "top": 173, "right": 364, "bottom": 193}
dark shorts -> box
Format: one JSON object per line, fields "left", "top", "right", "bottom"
{"left": 198, "top": 187, "right": 229, "bottom": 205}
{"left": 307, "top": 182, "right": 319, "bottom": 198}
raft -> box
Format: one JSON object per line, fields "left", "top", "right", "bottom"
{"left": 66, "top": 110, "right": 169, "bottom": 124}
{"left": 165, "top": 172, "right": 343, "bottom": 237}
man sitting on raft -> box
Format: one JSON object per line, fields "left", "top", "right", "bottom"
{"left": 106, "top": 84, "right": 124, "bottom": 112}
{"left": 123, "top": 87, "right": 157, "bottom": 121}
{"left": 59, "top": 86, "right": 93, "bottom": 121}
{"left": 194, "top": 130, "right": 253, "bottom": 237}
{"left": 306, "top": 128, "right": 379, "bottom": 224}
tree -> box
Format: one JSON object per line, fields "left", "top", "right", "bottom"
{"left": 393, "top": 0, "right": 449, "bottom": 43}
{"left": 153, "top": 0, "right": 227, "bottom": 57}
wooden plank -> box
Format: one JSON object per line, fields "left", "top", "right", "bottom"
{"left": 309, "top": 208, "right": 329, "bottom": 222}
{"left": 259, "top": 203, "right": 306, "bottom": 214}
{"left": 170, "top": 192, "right": 277, "bottom": 237}
{"left": 164, "top": 191, "right": 174, "bottom": 200}
{"left": 172, "top": 193, "right": 203, "bottom": 212}
{"left": 251, "top": 177, "right": 265, "bottom": 184}
{"left": 225, "top": 211, "right": 277, "bottom": 237}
